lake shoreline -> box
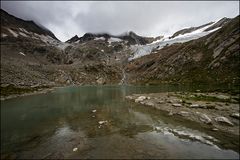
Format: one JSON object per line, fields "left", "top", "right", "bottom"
{"left": 126, "top": 92, "right": 239, "bottom": 136}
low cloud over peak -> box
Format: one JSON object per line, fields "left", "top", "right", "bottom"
{"left": 1, "top": 1, "right": 239, "bottom": 41}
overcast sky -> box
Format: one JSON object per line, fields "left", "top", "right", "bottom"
{"left": 1, "top": 1, "right": 239, "bottom": 41}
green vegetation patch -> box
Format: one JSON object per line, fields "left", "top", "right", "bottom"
{"left": 0, "top": 85, "right": 50, "bottom": 97}
{"left": 176, "top": 93, "right": 239, "bottom": 104}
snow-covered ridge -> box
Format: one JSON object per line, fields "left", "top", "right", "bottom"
{"left": 129, "top": 21, "right": 221, "bottom": 61}
{"left": 3, "top": 27, "right": 71, "bottom": 50}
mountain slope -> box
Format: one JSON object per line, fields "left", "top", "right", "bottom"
{"left": 1, "top": 9, "right": 59, "bottom": 41}
{"left": 1, "top": 9, "right": 239, "bottom": 97}
{"left": 126, "top": 16, "right": 240, "bottom": 85}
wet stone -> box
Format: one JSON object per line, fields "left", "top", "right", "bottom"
{"left": 214, "top": 116, "right": 234, "bottom": 126}
{"left": 172, "top": 103, "right": 182, "bottom": 107}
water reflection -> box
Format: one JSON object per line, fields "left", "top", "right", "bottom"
{"left": 1, "top": 85, "right": 239, "bottom": 159}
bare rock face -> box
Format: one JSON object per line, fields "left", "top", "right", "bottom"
{"left": 214, "top": 116, "right": 234, "bottom": 126}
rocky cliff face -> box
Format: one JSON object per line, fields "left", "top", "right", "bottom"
{"left": 126, "top": 16, "right": 239, "bottom": 85}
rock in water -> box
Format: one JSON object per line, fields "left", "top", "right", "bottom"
{"left": 73, "top": 147, "right": 78, "bottom": 152}
{"left": 135, "top": 96, "right": 146, "bottom": 103}
{"left": 92, "top": 109, "right": 97, "bottom": 113}
{"left": 196, "top": 112, "right": 212, "bottom": 124}
{"left": 214, "top": 116, "right": 234, "bottom": 126}
{"left": 145, "top": 102, "right": 154, "bottom": 106}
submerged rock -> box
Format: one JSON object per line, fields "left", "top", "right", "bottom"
{"left": 168, "top": 111, "right": 174, "bottom": 116}
{"left": 214, "top": 116, "right": 234, "bottom": 126}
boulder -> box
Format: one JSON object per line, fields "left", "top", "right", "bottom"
{"left": 230, "top": 113, "right": 240, "bottom": 119}
{"left": 214, "top": 116, "right": 234, "bottom": 126}
{"left": 189, "top": 104, "right": 201, "bottom": 108}
{"left": 178, "top": 111, "right": 190, "bottom": 117}
{"left": 168, "top": 111, "right": 174, "bottom": 116}
{"left": 125, "top": 96, "right": 134, "bottom": 100}
{"left": 135, "top": 96, "right": 146, "bottom": 103}
{"left": 157, "top": 100, "right": 164, "bottom": 104}
{"left": 144, "top": 102, "right": 154, "bottom": 106}
{"left": 215, "top": 95, "right": 230, "bottom": 100}
{"left": 98, "top": 120, "right": 108, "bottom": 125}
{"left": 96, "top": 77, "right": 105, "bottom": 85}
{"left": 196, "top": 112, "right": 212, "bottom": 124}
{"left": 172, "top": 103, "right": 182, "bottom": 107}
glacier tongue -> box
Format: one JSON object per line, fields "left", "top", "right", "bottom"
{"left": 128, "top": 21, "right": 221, "bottom": 61}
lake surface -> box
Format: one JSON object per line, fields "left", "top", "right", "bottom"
{"left": 1, "top": 85, "right": 239, "bottom": 159}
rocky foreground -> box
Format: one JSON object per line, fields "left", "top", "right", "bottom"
{"left": 126, "top": 92, "right": 239, "bottom": 135}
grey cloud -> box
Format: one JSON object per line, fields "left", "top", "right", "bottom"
{"left": 1, "top": 1, "right": 239, "bottom": 41}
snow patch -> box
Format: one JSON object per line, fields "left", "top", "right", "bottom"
{"left": 95, "top": 37, "right": 105, "bottom": 41}
{"left": 57, "top": 42, "right": 71, "bottom": 50}
{"left": 108, "top": 37, "right": 122, "bottom": 43}
{"left": 19, "top": 52, "right": 26, "bottom": 56}
{"left": 19, "top": 32, "right": 28, "bottom": 37}
{"left": 7, "top": 28, "right": 18, "bottom": 37}
{"left": 19, "top": 28, "right": 29, "bottom": 34}
{"left": 1, "top": 33, "right": 8, "bottom": 37}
